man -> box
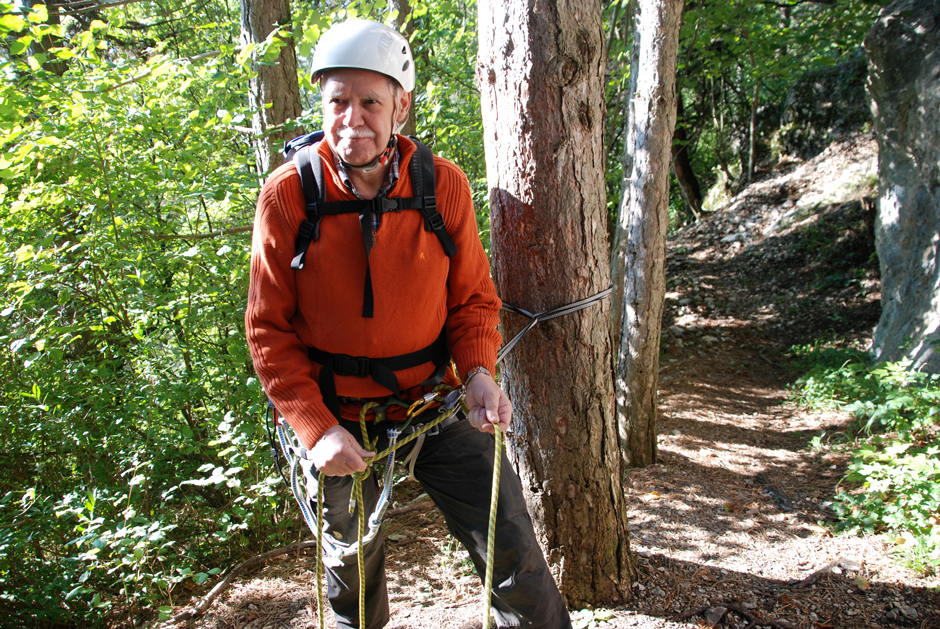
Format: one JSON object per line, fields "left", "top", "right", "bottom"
{"left": 246, "top": 19, "right": 571, "bottom": 629}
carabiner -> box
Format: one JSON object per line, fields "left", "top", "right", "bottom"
{"left": 406, "top": 391, "right": 439, "bottom": 419}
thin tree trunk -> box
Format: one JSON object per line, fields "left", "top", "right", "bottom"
{"left": 612, "top": 0, "right": 683, "bottom": 469}
{"left": 710, "top": 75, "right": 735, "bottom": 184}
{"left": 389, "top": 0, "right": 417, "bottom": 136}
{"left": 747, "top": 51, "right": 759, "bottom": 183}
{"left": 240, "top": 0, "right": 303, "bottom": 176}
{"left": 478, "top": 0, "right": 633, "bottom": 607}
{"left": 672, "top": 91, "right": 702, "bottom": 222}
{"left": 609, "top": 0, "right": 641, "bottom": 351}
{"left": 28, "top": 1, "right": 67, "bottom": 75}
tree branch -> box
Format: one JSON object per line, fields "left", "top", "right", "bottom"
{"left": 760, "top": 0, "right": 834, "bottom": 7}
{"left": 163, "top": 540, "right": 318, "bottom": 625}
{"left": 77, "top": 50, "right": 223, "bottom": 94}
{"left": 59, "top": 0, "right": 154, "bottom": 15}
{"left": 142, "top": 225, "right": 252, "bottom": 240}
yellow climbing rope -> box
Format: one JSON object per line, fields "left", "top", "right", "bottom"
{"left": 482, "top": 424, "right": 503, "bottom": 629}
{"left": 306, "top": 386, "right": 503, "bottom": 629}
{"left": 315, "top": 480, "right": 325, "bottom": 629}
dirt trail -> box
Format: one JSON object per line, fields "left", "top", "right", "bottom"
{"left": 166, "top": 134, "right": 940, "bottom": 629}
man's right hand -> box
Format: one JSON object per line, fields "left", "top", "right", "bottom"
{"left": 310, "top": 425, "right": 375, "bottom": 476}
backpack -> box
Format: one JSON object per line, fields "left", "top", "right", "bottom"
{"left": 280, "top": 132, "right": 456, "bottom": 418}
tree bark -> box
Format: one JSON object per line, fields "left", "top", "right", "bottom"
{"left": 240, "top": 0, "right": 303, "bottom": 176}
{"left": 477, "top": 0, "right": 633, "bottom": 607}
{"left": 389, "top": 0, "right": 418, "bottom": 136}
{"left": 609, "top": 3, "right": 642, "bottom": 352}
{"left": 611, "top": 0, "right": 683, "bottom": 469}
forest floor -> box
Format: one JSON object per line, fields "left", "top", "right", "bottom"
{"left": 155, "top": 133, "right": 940, "bottom": 629}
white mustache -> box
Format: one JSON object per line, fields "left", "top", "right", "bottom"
{"left": 338, "top": 127, "right": 376, "bottom": 139}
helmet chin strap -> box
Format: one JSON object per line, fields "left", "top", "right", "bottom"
{"left": 338, "top": 134, "right": 398, "bottom": 173}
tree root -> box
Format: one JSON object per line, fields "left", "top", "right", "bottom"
{"left": 673, "top": 601, "right": 798, "bottom": 629}
{"left": 161, "top": 539, "right": 317, "bottom": 626}
{"left": 788, "top": 555, "right": 861, "bottom": 589}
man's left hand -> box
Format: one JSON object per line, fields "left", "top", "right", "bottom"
{"left": 465, "top": 372, "right": 512, "bottom": 434}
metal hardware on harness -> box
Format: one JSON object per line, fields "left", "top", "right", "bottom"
{"left": 275, "top": 391, "right": 460, "bottom": 563}
{"left": 406, "top": 391, "right": 439, "bottom": 418}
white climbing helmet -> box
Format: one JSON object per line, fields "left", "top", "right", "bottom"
{"left": 311, "top": 19, "right": 415, "bottom": 93}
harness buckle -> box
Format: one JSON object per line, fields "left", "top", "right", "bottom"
{"left": 333, "top": 354, "right": 370, "bottom": 378}
{"left": 297, "top": 218, "right": 321, "bottom": 243}
{"left": 373, "top": 197, "right": 400, "bottom": 213}
{"left": 297, "top": 220, "right": 315, "bottom": 240}
{"left": 425, "top": 210, "right": 445, "bottom": 233}
{"left": 304, "top": 201, "right": 320, "bottom": 217}
{"left": 423, "top": 196, "right": 437, "bottom": 211}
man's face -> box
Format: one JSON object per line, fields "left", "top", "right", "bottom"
{"left": 321, "top": 68, "right": 410, "bottom": 168}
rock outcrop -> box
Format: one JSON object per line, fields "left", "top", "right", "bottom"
{"left": 777, "top": 50, "right": 870, "bottom": 161}
{"left": 865, "top": 0, "right": 940, "bottom": 372}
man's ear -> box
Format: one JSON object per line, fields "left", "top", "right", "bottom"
{"left": 397, "top": 91, "right": 412, "bottom": 125}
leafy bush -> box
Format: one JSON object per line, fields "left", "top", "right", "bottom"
{"left": 791, "top": 346, "right": 940, "bottom": 574}
{"left": 0, "top": 1, "right": 495, "bottom": 624}
{"left": 0, "top": 6, "right": 296, "bottom": 625}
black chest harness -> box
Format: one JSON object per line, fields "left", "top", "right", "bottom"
{"left": 283, "top": 132, "right": 458, "bottom": 418}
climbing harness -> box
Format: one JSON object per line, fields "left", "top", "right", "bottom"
{"left": 307, "top": 328, "right": 450, "bottom": 422}
{"left": 266, "top": 285, "right": 613, "bottom": 629}
{"left": 273, "top": 386, "right": 462, "bottom": 628}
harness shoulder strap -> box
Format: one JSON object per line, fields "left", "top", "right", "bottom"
{"left": 291, "top": 144, "right": 326, "bottom": 270}
{"left": 287, "top": 134, "right": 458, "bottom": 319}
{"left": 410, "top": 139, "right": 457, "bottom": 258}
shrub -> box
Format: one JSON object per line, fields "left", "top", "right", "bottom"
{"left": 791, "top": 346, "right": 940, "bottom": 574}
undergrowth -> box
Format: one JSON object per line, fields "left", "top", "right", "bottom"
{"left": 790, "top": 345, "right": 940, "bottom": 575}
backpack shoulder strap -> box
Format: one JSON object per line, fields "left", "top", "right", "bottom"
{"left": 290, "top": 144, "right": 326, "bottom": 270}
{"left": 283, "top": 130, "right": 325, "bottom": 161}
{"left": 409, "top": 139, "right": 457, "bottom": 258}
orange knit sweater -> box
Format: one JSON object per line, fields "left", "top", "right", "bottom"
{"left": 245, "top": 136, "right": 502, "bottom": 449}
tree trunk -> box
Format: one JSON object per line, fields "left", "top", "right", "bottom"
{"left": 747, "top": 73, "right": 759, "bottom": 183}
{"left": 609, "top": 3, "right": 642, "bottom": 352}
{"left": 672, "top": 91, "right": 702, "bottom": 223}
{"left": 28, "top": 1, "right": 67, "bottom": 75}
{"left": 477, "top": 0, "right": 633, "bottom": 607}
{"left": 866, "top": 0, "right": 940, "bottom": 372}
{"left": 389, "top": 0, "right": 418, "bottom": 136}
{"left": 240, "top": 0, "right": 303, "bottom": 176}
{"left": 611, "top": 0, "right": 683, "bottom": 469}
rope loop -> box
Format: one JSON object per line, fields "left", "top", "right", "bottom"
{"left": 497, "top": 285, "right": 613, "bottom": 364}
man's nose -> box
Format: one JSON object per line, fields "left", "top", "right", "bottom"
{"left": 342, "top": 103, "right": 364, "bottom": 127}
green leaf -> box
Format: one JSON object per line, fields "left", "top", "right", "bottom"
{"left": 27, "top": 4, "right": 48, "bottom": 23}
{"left": 65, "top": 585, "right": 89, "bottom": 601}
{"left": 0, "top": 13, "right": 26, "bottom": 33}
{"left": 9, "top": 35, "right": 31, "bottom": 55}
